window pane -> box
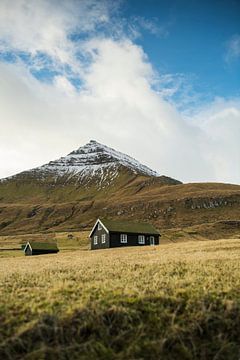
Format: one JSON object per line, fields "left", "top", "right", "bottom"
{"left": 138, "top": 235, "right": 145, "bottom": 244}
{"left": 120, "top": 234, "right": 127, "bottom": 243}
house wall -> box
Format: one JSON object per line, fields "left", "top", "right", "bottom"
{"left": 25, "top": 248, "right": 59, "bottom": 256}
{"left": 32, "top": 250, "right": 59, "bottom": 255}
{"left": 25, "top": 246, "right": 32, "bottom": 256}
{"left": 110, "top": 232, "right": 160, "bottom": 248}
{"left": 153, "top": 235, "right": 160, "bottom": 246}
{"left": 90, "top": 225, "right": 109, "bottom": 250}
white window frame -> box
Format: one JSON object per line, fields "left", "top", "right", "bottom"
{"left": 101, "top": 234, "right": 106, "bottom": 243}
{"left": 98, "top": 222, "right": 102, "bottom": 230}
{"left": 150, "top": 236, "right": 155, "bottom": 245}
{"left": 94, "top": 235, "right": 98, "bottom": 245}
{"left": 138, "top": 235, "right": 145, "bottom": 244}
{"left": 120, "top": 234, "right": 128, "bottom": 243}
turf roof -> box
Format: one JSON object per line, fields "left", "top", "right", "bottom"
{"left": 27, "top": 242, "right": 59, "bottom": 251}
{"left": 100, "top": 219, "right": 160, "bottom": 235}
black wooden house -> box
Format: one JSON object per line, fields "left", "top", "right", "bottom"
{"left": 89, "top": 219, "right": 160, "bottom": 250}
{"left": 24, "top": 242, "right": 59, "bottom": 256}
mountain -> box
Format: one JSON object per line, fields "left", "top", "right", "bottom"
{"left": 0, "top": 140, "right": 240, "bottom": 239}
{"left": 1, "top": 140, "right": 178, "bottom": 185}
{"left": 0, "top": 140, "right": 180, "bottom": 202}
{"left": 41, "top": 139, "right": 160, "bottom": 180}
{"left": 22, "top": 140, "right": 160, "bottom": 184}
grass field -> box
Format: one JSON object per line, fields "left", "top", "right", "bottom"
{"left": 0, "top": 239, "right": 240, "bottom": 359}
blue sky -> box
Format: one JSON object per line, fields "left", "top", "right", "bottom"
{"left": 0, "top": 0, "right": 239, "bottom": 183}
{"left": 124, "top": 0, "right": 240, "bottom": 102}
{"left": 1, "top": 0, "right": 239, "bottom": 104}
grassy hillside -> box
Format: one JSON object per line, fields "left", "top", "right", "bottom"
{"left": 1, "top": 239, "right": 240, "bottom": 359}
{"left": 0, "top": 175, "right": 240, "bottom": 237}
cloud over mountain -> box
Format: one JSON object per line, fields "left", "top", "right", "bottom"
{"left": 0, "top": 0, "right": 239, "bottom": 184}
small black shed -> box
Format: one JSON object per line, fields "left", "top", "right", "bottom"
{"left": 89, "top": 218, "right": 160, "bottom": 250}
{"left": 24, "top": 242, "right": 59, "bottom": 256}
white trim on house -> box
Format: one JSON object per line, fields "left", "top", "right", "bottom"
{"left": 138, "top": 235, "right": 145, "bottom": 244}
{"left": 94, "top": 235, "right": 98, "bottom": 245}
{"left": 89, "top": 219, "right": 109, "bottom": 237}
{"left": 150, "top": 236, "right": 155, "bottom": 246}
{"left": 120, "top": 234, "right": 128, "bottom": 243}
{"left": 23, "top": 241, "right": 32, "bottom": 252}
{"left": 101, "top": 234, "right": 106, "bottom": 243}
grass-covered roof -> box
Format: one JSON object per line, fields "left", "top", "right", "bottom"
{"left": 27, "top": 242, "right": 59, "bottom": 251}
{"left": 100, "top": 219, "right": 160, "bottom": 235}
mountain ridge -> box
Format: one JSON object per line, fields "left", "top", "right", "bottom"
{"left": 1, "top": 140, "right": 166, "bottom": 186}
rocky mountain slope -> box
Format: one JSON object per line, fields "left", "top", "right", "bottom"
{"left": 0, "top": 140, "right": 240, "bottom": 238}
{"left": 0, "top": 140, "right": 180, "bottom": 202}
{"left": 2, "top": 140, "right": 160, "bottom": 184}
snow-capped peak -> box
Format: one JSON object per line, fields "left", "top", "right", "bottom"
{"left": 61, "top": 140, "right": 159, "bottom": 177}
{"left": 38, "top": 140, "right": 159, "bottom": 184}
{"left": 2, "top": 141, "right": 159, "bottom": 186}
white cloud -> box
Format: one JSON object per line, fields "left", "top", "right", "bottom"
{"left": 225, "top": 34, "right": 240, "bottom": 62}
{"left": 190, "top": 98, "right": 240, "bottom": 183}
{"left": 0, "top": 1, "right": 239, "bottom": 184}
{"left": 0, "top": 0, "right": 114, "bottom": 74}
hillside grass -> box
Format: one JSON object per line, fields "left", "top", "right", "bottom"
{"left": 0, "top": 239, "right": 240, "bottom": 359}
{"left": 1, "top": 181, "right": 240, "bottom": 236}
{"left": 0, "top": 231, "right": 89, "bottom": 254}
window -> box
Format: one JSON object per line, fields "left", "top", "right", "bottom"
{"left": 120, "top": 234, "right": 127, "bottom": 243}
{"left": 98, "top": 222, "right": 102, "bottom": 230}
{"left": 94, "top": 235, "right": 98, "bottom": 245}
{"left": 138, "top": 235, "right": 145, "bottom": 244}
{"left": 101, "top": 234, "right": 106, "bottom": 243}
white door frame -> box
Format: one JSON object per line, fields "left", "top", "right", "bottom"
{"left": 150, "top": 236, "right": 155, "bottom": 246}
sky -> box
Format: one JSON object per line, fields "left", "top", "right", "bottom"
{"left": 0, "top": 0, "right": 240, "bottom": 183}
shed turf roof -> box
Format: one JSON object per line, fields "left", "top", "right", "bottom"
{"left": 27, "top": 242, "right": 59, "bottom": 251}
{"left": 100, "top": 219, "right": 160, "bottom": 235}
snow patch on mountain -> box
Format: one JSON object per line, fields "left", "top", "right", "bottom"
{"left": 40, "top": 140, "right": 158, "bottom": 176}
{"left": 1, "top": 140, "right": 159, "bottom": 186}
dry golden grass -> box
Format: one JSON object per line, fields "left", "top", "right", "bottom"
{"left": 1, "top": 180, "right": 240, "bottom": 236}
{"left": 0, "top": 239, "right": 240, "bottom": 359}
{"left": 1, "top": 238, "right": 240, "bottom": 273}
{"left": 0, "top": 231, "right": 90, "bottom": 253}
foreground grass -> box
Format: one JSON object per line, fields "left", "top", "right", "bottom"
{"left": 0, "top": 240, "right": 240, "bottom": 359}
